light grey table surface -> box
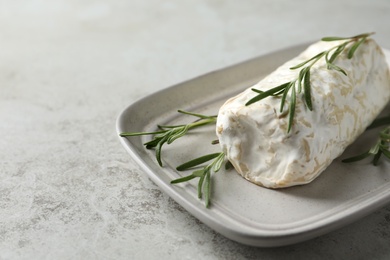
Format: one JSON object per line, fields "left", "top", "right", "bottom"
{"left": 1, "top": 0, "right": 390, "bottom": 259}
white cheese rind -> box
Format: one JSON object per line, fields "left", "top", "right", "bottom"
{"left": 216, "top": 39, "right": 390, "bottom": 188}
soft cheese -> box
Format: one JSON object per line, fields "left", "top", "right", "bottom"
{"left": 216, "top": 39, "right": 390, "bottom": 188}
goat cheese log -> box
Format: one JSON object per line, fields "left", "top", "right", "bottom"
{"left": 216, "top": 39, "right": 390, "bottom": 188}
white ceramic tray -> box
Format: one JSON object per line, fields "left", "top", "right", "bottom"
{"left": 116, "top": 43, "right": 390, "bottom": 247}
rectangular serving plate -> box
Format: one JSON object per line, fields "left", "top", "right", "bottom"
{"left": 116, "top": 43, "right": 390, "bottom": 247}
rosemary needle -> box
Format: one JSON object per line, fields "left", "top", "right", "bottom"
{"left": 246, "top": 32, "right": 374, "bottom": 133}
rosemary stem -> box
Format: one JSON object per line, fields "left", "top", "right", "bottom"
{"left": 187, "top": 117, "right": 217, "bottom": 129}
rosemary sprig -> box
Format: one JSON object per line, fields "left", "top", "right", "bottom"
{"left": 171, "top": 152, "right": 226, "bottom": 207}
{"left": 342, "top": 126, "right": 390, "bottom": 165}
{"left": 120, "top": 110, "right": 225, "bottom": 207}
{"left": 120, "top": 110, "right": 217, "bottom": 166}
{"left": 342, "top": 115, "right": 390, "bottom": 165}
{"left": 246, "top": 32, "right": 374, "bottom": 133}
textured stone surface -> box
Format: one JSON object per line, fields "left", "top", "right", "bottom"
{"left": 1, "top": 0, "right": 390, "bottom": 259}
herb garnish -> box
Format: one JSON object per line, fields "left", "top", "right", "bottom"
{"left": 245, "top": 32, "right": 374, "bottom": 133}
{"left": 342, "top": 117, "right": 390, "bottom": 165}
{"left": 120, "top": 110, "right": 217, "bottom": 166}
{"left": 172, "top": 152, "right": 226, "bottom": 207}
{"left": 120, "top": 110, "right": 228, "bottom": 207}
